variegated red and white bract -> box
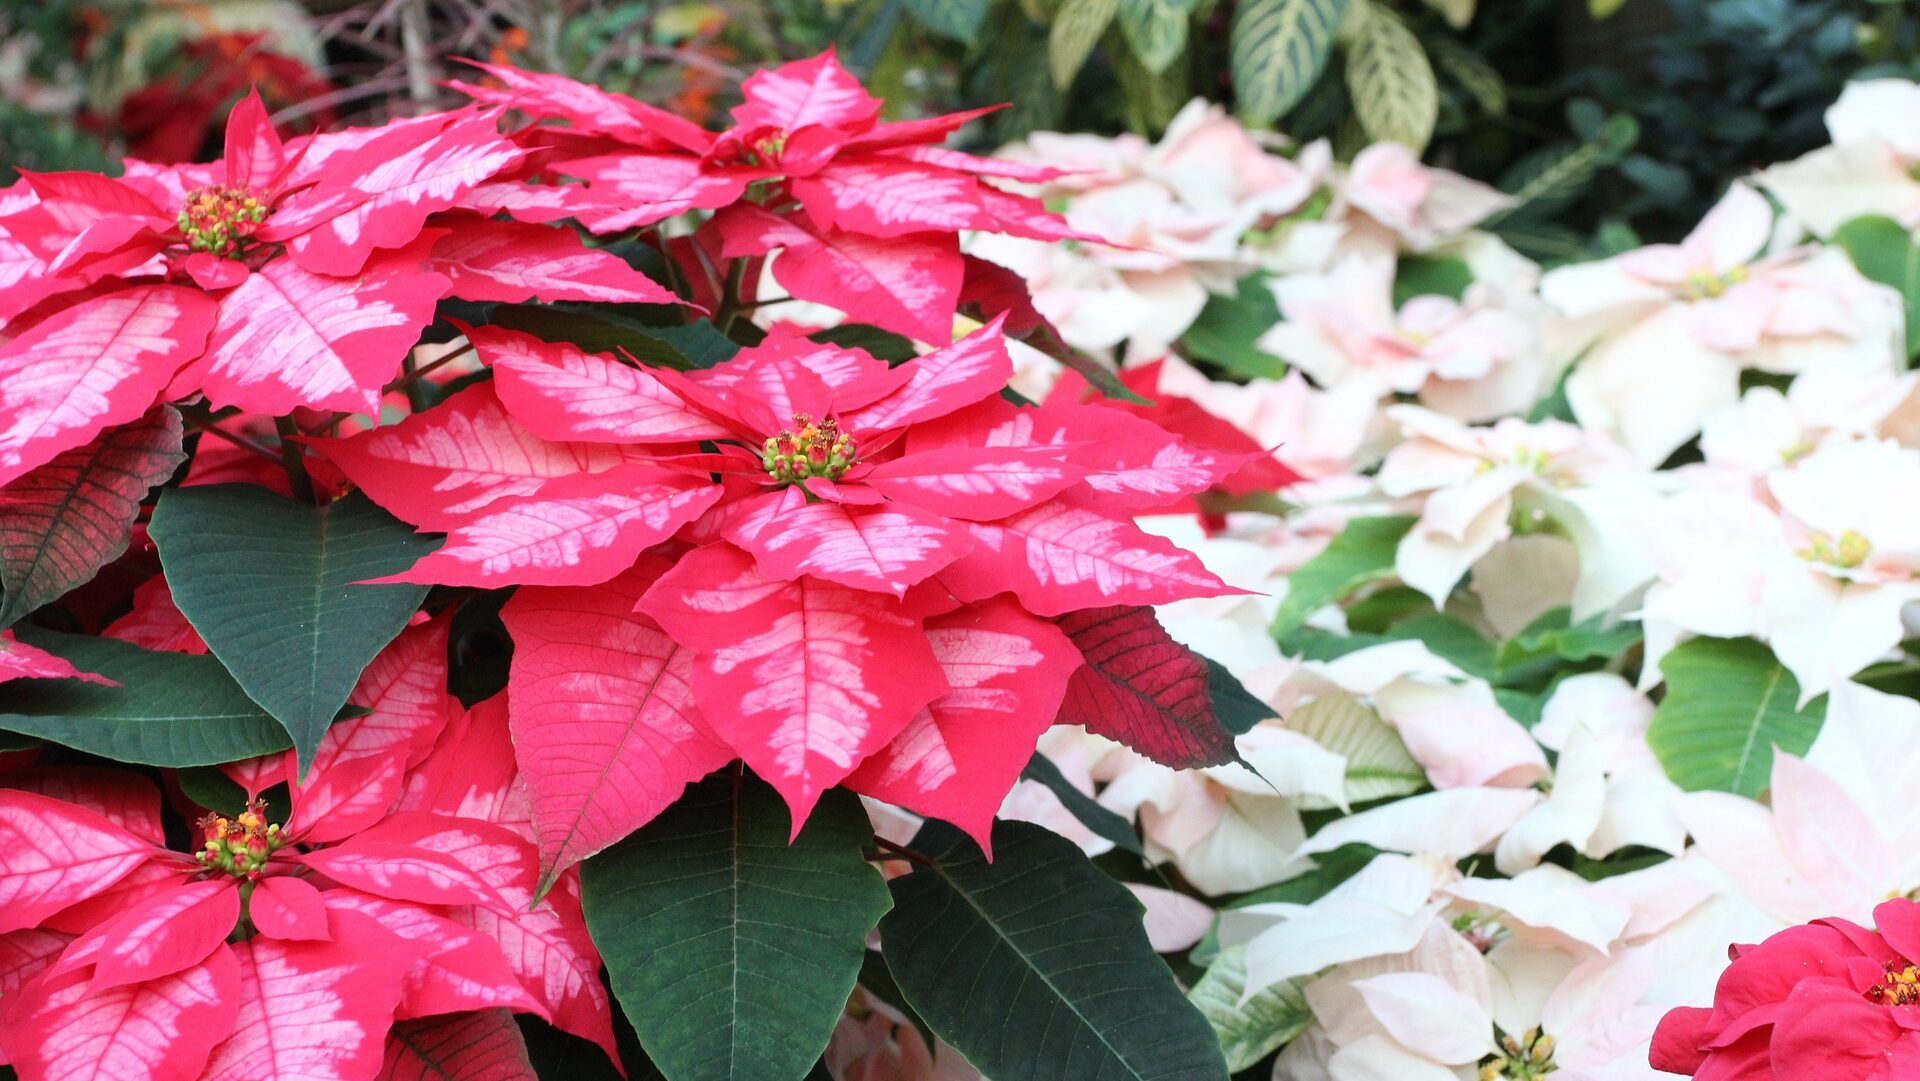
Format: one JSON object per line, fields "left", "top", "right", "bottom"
{"left": 0, "top": 625, "right": 617, "bottom": 1081}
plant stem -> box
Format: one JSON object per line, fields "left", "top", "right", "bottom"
{"left": 177, "top": 404, "right": 281, "bottom": 462}
{"left": 714, "top": 257, "right": 750, "bottom": 335}
{"left": 273, "top": 416, "right": 317, "bottom": 503}
{"left": 867, "top": 836, "right": 936, "bottom": 868}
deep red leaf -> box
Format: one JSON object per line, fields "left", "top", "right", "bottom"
{"left": 1054, "top": 605, "right": 1238, "bottom": 769}
{"left": 378, "top": 1010, "right": 537, "bottom": 1081}
{"left": 0, "top": 407, "right": 185, "bottom": 626}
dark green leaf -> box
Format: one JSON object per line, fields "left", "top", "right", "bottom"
{"left": 580, "top": 771, "right": 890, "bottom": 1081}
{"left": 1269, "top": 516, "right": 1416, "bottom": 639}
{"left": 1231, "top": 0, "right": 1348, "bottom": 125}
{"left": 149, "top": 486, "right": 437, "bottom": 774}
{"left": 0, "top": 631, "right": 292, "bottom": 766}
{"left": 1208, "top": 659, "right": 1276, "bottom": 735}
{"left": 1021, "top": 751, "right": 1146, "bottom": 856}
{"left": 809, "top": 324, "right": 919, "bottom": 363}
{"left": 1646, "top": 636, "right": 1826, "bottom": 798}
{"left": 1494, "top": 607, "right": 1641, "bottom": 684}
{"left": 881, "top": 821, "right": 1229, "bottom": 1081}
{"left": 645, "top": 321, "right": 744, "bottom": 369}
{"left": 175, "top": 765, "right": 251, "bottom": 816}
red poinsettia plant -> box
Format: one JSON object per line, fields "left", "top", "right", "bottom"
{"left": 0, "top": 51, "right": 1265, "bottom": 1081}
{"left": 1653, "top": 898, "right": 1920, "bottom": 1078}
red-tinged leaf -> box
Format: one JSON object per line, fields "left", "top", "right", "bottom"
{"left": 0, "top": 947, "right": 240, "bottom": 1081}
{"left": 322, "top": 892, "right": 540, "bottom": 1019}
{"left": 286, "top": 749, "right": 407, "bottom": 845}
{"left": 845, "top": 597, "right": 1081, "bottom": 852}
{"left": 555, "top": 153, "right": 753, "bottom": 233}
{"left": 477, "top": 325, "right": 731, "bottom": 445}
{"left": 792, "top": 160, "right": 986, "bottom": 238}
{"left": 1037, "top": 400, "right": 1248, "bottom": 510}
{"left": 729, "top": 498, "right": 971, "bottom": 597}
{"left": 0, "top": 928, "right": 71, "bottom": 996}
{"left": 373, "top": 466, "right": 722, "bottom": 587}
{"left": 860, "top": 446, "right": 1082, "bottom": 521}
{"left": 881, "top": 144, "right": 1072, "bottom": 182}
{"left": 393, "top": 697, "right": 525, "bottom": 830}
{"left": 190, "top": 254, "right": 448, "bottom": 415}
{"left": 451, "top": 876, "right": 613, "bottom": 1061}
{"left": 352, "top": 813, "right": 615, "bottom": 1059}
{"left": 946, "top": 503, "right": 1240, "bottom": 616}
{"left": 841, "top": 316, "right": 1014, "bottom": 432}
{"left": 102, "top": 575, "right": 207, "bottom": 654}
{"left": 222, "top": 90, "right": 285, "bottom": 191}
{"left": 836, "top": 106, "right": 1004, "bottom": 154}
{"left": 431, "top": 221, "right": 676, "bottom": 305}
{"left": 1055, "top": 605, "right": 1238, "bottom": 769}
{"left": 0, "top": 630, "right": 117, "bottom": 685}
{"left": 379, "top": 1010, "right": 536, "bottom": 1081}
{"left": 322, "top": 615, "right": 456, "bottom": 774}
{"left": 313, "top": 382, "right": 653, "bottom": 530}
{"left": 0, "top": 407, "right": 184, "bottom": 627}
{"left": 1, "top": 766, "right": 164, "bottom": 845}
{"left": 449, "top": 61, "right": 713, "bottom": 153}
{"left": 59, "top": 878, "right": 236, "bottom": 991}
{"left": 972, "top": 185, "right": 1110, "bottom": 243}
{"left": 0, "top": 285, "right": 216, "bottom": 488}
{"left": 0, "top": 790, "right": 155, "bottom": 933}
{"left": 40, "top": 859, "right": 182, "bottom": 935}
{"left": 250, "top": 876, "right": 330, "bottom": 942}
{"left": 638, "top": 543, "right": 948, "bottom": 826}
{"left": 732, "top": 50, "right": 882, "bottom": 133}
{"left": 959, "top": 254, "right": 1051, "bottom": 337}
{"left": 501, "top": 562, "right": 732, "bottom": 888}
{"left": 293, "top": 842, "right": 510, "bottom": 910}
{"left": 270, "top": 115, "right": 526, "bottom": 277}
{"left": 711, "top": 204, "right": 961, "bottom": 344}
{"left": 200, "top": 910, "right": 418, "bottom": 1081}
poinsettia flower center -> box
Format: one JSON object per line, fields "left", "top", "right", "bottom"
{"left": 177, "top": 185, "right": 271, "bottom": 257}
{"left": 762, "top": 413, "right": 857, "bottom": 483}
{"left": 1478, "top": 1027, "right": 1557, "bottom": 1080}
{"left": 1679, "top": 264, "right": 1748, "bottom": 301}
{"left": 195, "top": 798, "right": 287, "bottom": 880}
{"left": 1798, "top": 528, "right": 1873, "bottom": 570}
{"left": 1866, "top": 960, "right": 1920, "bottom": 1005}
{"left": 1451, "top": 911, "right": 1509, "bottom": 953}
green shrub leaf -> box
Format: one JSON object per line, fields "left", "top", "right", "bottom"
{"left": 1270, "top": 515, "right": 1415, "bottom": 639}
{"left": 1343, "top": 0, "right": 1437, "bottom": 152}
{"left": 580, "top": 771, "right": 890, "bottom": 1081}
{"left": 149, "top": 485, "right": 437, "bottom": 775}
{"left": 1119, "top": 0, "right": 1194, "bottom": 72}
{"left": 1646, "top": 636, "right": 1827, "bottom": 798}
{"left": 905, "top": 0, "right": 991, "bottom": 42}
{"left": 1833, "top": 215, "right": 1920, "bottom": 361}
{"left": 1231, "top": 0, "right": 1347, "bottom": 126}
{"left": 1050, "top": 0, "right": 1119, "bottom": 89}
{"left": 0, "top": 631, "right": 292, "bottom": 765}
{"left": 881, "top": 821, "right": 1230, "bottom": 1081}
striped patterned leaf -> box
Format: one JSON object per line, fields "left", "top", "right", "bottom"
{"left": 1343, "top": 0, "right": 1438, "bottom": 151}
{"left": 905, "top": 0, "right": 991, "bottom": 43}
{"left": 1049, "top": 0, "right": 1119, "bottom": 90}
{"left": 1118, "top": 0, "right": 1194, "bottom": 73}
{"left": 0, "top": 407, "right": 185, "bottom": 628}
{"left": 1230, "top": 0, "right": 1347, "bottom": 125}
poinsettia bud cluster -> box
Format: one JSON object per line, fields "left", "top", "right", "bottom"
{"left": 195, "top": 800, "right": 284, "bottom": 877}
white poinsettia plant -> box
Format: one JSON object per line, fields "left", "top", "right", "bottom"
{"left": 825, "top": 81, "right": 1920, "bottom": 1081}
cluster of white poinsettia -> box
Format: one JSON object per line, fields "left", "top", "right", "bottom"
{"left": 814, "top": 83, "right": 1920, "bottom": 1080}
